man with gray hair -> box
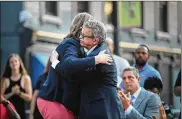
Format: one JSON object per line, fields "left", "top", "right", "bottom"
{"left": 78, "top": 19, "right": 123, "bottom": 119}
{"left": 118, "top": 67, "right": 161, "bottom": 119}
{"left": 105, "top": 37, "right": 130, "bottom": 87}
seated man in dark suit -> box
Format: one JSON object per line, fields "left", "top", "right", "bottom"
{"left": 118, "top": 67, "right": 161, "bottom": 119}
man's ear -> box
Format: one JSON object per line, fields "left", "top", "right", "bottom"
{"left": 138, "top": 77, "right": 140, "bottom": 82}
{"left": 93, "top": 38, "right": 99, "bottom": 45}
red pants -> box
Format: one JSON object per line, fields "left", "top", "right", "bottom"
{"left": 0, "top": 103, "right": 15, "bottom": 119}
{"left": 37, "top": 98, "right": 77, "bottom": 119}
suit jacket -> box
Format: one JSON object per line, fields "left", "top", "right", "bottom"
{"left": 120, "top": 88, "right": 161, "bottom": 119}
{"left": 38, "top": 37, "right": 96, "bottom": 115}
{"left": 78, "top": 43, "right": 123, "bottom": 119}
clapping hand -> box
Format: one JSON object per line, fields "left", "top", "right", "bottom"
{"left": 118, "top": 90, "right": 131, "bottom": 110}
{"left": 12, "top": 85, "right": 20, "bottom": 95}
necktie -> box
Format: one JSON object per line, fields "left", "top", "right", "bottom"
{"left": 130, "top": 95, "right": 135, "bottom": 105}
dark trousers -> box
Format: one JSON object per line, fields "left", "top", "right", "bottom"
{"left": 179, "top": 111, "right": 181, "bottom": 119}
{"left": 34, "top": 100, "right": 43, "bottom": 119}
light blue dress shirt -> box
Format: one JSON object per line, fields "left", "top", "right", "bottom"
{"left": 125, "top": 87, "right": 142, "bottom": 114}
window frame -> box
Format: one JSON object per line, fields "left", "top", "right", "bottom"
{"left": 39, "top": 2, "right": 62, "bottom": 26}
{"left": 177, "top": 2, "right": 181, "bottom": 43}
{"left": 154, "top": 1, "right": 170, "bottom": 42}
{"left": 158, "top": 1, "right": 168, "bottom": 32}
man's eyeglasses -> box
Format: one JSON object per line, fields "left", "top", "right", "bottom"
{"left": 79, "top": 33, "right": 94, "bottom": 39}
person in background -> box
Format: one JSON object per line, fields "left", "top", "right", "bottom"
{"left": 152, "top": 104, "right": 167, "bottom": 119}
{"left": 174, "top": 69, "right": 181, "bottom": 119}
{"left": 118, "top": 67, "right": 161, "bottom": 119}
{"left": 144, "top": 76, "right": 170, "bottom": 118}
{"left": 29, "top": 58, "right": 50, "bottom": 119}
{"left": 120, "top": 44, "right": 162, "bottom": 89}
{"left": 1, "top": 53, "right": 32, "bottom": 119}
{"left": 105, "top": 37, "right": 130, "bottom": 87}
{"left": 16, "top": 10, "right": 35, "bottom": 63}
{"left": 144, "top": 76, "right": 163, "bottom": 95}
{"left": 0, "top": 79, "right": 20, "bottom": 119}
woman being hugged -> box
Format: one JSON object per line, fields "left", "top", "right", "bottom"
{"left": 1, "top": 53, "right": 32, "bottom": 119}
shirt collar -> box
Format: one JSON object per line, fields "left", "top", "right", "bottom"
{"left": 132, "top": 87, "right": 141, "bottom": 99}
{"left": 133, "top": 63, "right": 149, "bottom": 71}
{"left": 84, "top": 45, "right": 98, "bottom": 56}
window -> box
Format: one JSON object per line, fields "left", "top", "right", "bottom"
{"left": 140, "top": 2, "right": 144, "bottom": 29}
{"left": 158, "top": 2, "right": 168, "bottom": 32}
{"left": 78, "top": 1, "right": 89, "bottom": 13}
{"left": 39, "top": 2, "right": 62, "bottom": 26}
{"left": 45, "top": 2, "right": 58, "bottom": 16}
{"left": 155, "top": 2, "right": 170, "bottom": 41}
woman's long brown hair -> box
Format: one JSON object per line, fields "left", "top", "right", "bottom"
{"left": 2, "top": 53, "right": 27, "bottom": 78}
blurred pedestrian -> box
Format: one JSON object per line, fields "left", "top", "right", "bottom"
{"left": 1, "top": 53, "right": 32, "bottom": 119}
{"left": 174, "top": 69, "right": 181, "bottom": 119}
{"left": 29, "top": 58, "right": 50, "bottom": 119}
{"left": 144, "top": 76, "right": 171, "bottom": 118}
{"left": 16, "top": 10, "right": 37, "bottom": 63}
{"left": 105, "top": 37, "right": 130, "bottom": 87}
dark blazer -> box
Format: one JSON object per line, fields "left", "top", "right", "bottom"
{"left": 38, "top": 37, "right": 96, "bottom": 115}
{"left": 78, "top": 43, "right": 123, "bottom": 119}
{"left": 120, "top": 88, "right": 161, "bottom": 119}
